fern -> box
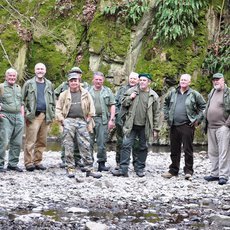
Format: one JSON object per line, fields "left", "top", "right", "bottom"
{"left": 153, "top": 0, "right": 208, "bottom": 42}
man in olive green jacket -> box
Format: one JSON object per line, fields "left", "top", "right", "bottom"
{"left": 112, "top": 73, "right": 160, "bottom": 177}
{"left": 22, "top": 63, "right": 55, "bottom": 171}
{"left": 0, "top": 68, "right": 24, "bottom": 173}
{"left": 162, "top": 74, "right": 206, "bottom": 180}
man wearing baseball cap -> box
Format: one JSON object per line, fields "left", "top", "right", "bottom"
{"left": 204, "top": 73, "right": 230, "bottom": 185}
{"left": 56, "top": 72, "right": 101, "bottom": 180}
{"left": 54, "top": 67, "right": 87, "bottom": 169}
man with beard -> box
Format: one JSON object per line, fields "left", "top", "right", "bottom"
{"left": 22, "top": 63, "right": 55, "bottom": 171}
{"left": 204, "top": 73, "right": 230, "bottom": 185}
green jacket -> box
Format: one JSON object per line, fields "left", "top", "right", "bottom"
{"left": 22, "top": 76, "right": 56, "bottom": 123}
{"left": 203, "top": 85, "right": 230, "bottom": 133}
{"left": 115, "top": 84, "right": 131, "bottom": 126}
{"left": 121, "top": 85, "right": 160, "bottom": 144}
{"left": 0, "top": 81, "right": 23, "bottom": 113}
{"left": 163, "top": 86, "right": 206, "bottom": 127}
{"left": 88, "top": 86, "right": 115, "bottom": 125}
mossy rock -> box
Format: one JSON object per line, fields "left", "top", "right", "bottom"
{"left": 88, "top": 13, "right": 131, "bottom": 59}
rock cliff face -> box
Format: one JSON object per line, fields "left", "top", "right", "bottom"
{"left": 0, "top": 0, "right": 228, "bottom": 143}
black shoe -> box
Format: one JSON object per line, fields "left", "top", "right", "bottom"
{"left": 218, "top": 178, "right": 228, "bottom": 185}
{"left": 7, "top": 165, "right": 23, "bottom": 172}
{"left": 35, "top": 165, "right": 46, "bottom": 170}
{"left": 111, "top": 169, "right": 128, "bottom": 177}
{"left": 59, "top": 162, "right": 66, "bottom": 168}
{"left": 26, "top": 165, "right": 36, "bottom": 172}
{"left": 86, "top": 171, "right": 102, "bottom": 179}
{"left": 204, "top": 175, "right": 219, "bottom": 181}
{"left": 79, "top": 167, "right": 88, "bottom": 172}
{"left": 0, "top": 168, "right": 6, "bottom": 173}
{"left": 136, "top": 171, "right": 145, "bottom": 177}
{"left": 98, "top": 162, "right": 110, "bottom": 172}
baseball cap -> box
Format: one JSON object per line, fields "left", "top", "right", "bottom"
{"left": 69, "top": 66, "right": 83, "bottom": 74}
{"left": 67, "top": 72, "right": 81, "bottom": 81}
{"left": 212, "top": 73, "right": 224, "bottom": 79}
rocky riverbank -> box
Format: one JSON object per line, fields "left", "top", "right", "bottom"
{"left": 0, "top": 149, "right": 230, "bottom": 230}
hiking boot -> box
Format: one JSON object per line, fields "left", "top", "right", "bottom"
{"left": 98, "top": 162, "right": 110, "bottom": 172}
{"left": 161, "top": 172, "right": 176, "bottom": 179}
{"left": 26, "top": 165, "right": 35, "bottom": 172}
{"left": 136, "top": 170, "right": 145, "bottom": 177}
{"left": 218, "top": 178, "right": 228, "bottom": 185}
{"left": 59, "top": 162, "right": 67, "bottom": 168}
{"left": 35, "top": 164, "right": 46, "bottom": 170}
{"left": 7, "top": 165, "right": 23, "bottom": 172}
{"left": 66, "top": 168, "right": 75, "bottom": 178}
{"left": 86, "top": 171, "right": 102, "bottom": 179}
{"left": 111, "top": 169, "right": 128, "bottom": 177}
{"left": 204, "top": 175, "right": 219, "bottom": 182}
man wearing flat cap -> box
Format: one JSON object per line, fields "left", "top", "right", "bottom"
{"left": 162, "top": 74, "right": 206, "bottom": 180}
{"left": 112, "top": 73, "right": 160, "bottom": 177}
{"left": 203, "top": 73, "right": 230, "bottom": 185}
{"left": 56, "top": 72, "right": 101, "bottom": 180}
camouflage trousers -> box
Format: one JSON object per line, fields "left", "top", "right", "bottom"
{"left": 63, "top": 118, "right": 93, "bottom": 170}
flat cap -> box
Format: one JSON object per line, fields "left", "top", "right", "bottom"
{"left": 138, "top": 73, "right": 152, "bottom": 81}
{"left": 212, "top": 73, "right": 224, "bottom": 79}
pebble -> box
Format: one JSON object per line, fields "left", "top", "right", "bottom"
{"left": 0, "top": 149, "right": 229, "bottom": 229}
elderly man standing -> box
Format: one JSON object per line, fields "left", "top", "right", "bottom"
{"left": 56, "top": 72, "right": 101, "bottom": 180}
{"left": 0, "top": 68, "right": 24, "bottom": 172}
{"left": 112, "top": 73, "right": 160, "bottom": 177}
{"left": 162, "top": 74, "right": 206, "bottom": 180}
{"left": 88, "top": 72, "right": 116, "bottom": 172}
{"left": 114, "top": 72, "right": 139, "bottom": 169}
{"left": 54, "top": 66, "right": 85, "bottom": 168}
{"left": 204, "top": 73, "right": 230, "bottom": 185}
{"left": 22, "top": 63, "right": 56, "bottom": 171}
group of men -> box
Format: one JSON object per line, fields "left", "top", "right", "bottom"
{"left": 0, "top": 64, "right": 229, "bottom": 185}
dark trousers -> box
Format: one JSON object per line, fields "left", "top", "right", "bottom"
{"left": 116, "top": 123, "right": 139, "bottom": 168}
{"left": 169, "top": 124, "right": 195, "bottom": 175}
{"left": 120, "top": 125, "right": 148, "bottom": 174}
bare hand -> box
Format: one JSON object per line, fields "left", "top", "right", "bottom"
{"left": 0, "top": 113, "right": 5, "bottom": 118}
{"left": 108, "top": 120, "right": 115, "bottom": 130}
{"left": 130, "top": 92, "right": 137, "bottom": 100}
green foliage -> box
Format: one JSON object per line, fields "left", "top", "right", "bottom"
{"left": 103, "top": 0, "right": 149, "bottom": 25}
{"left": 152, "top": 0, "right": 208, "bottom": 42}
{"left": 49, "top": 120, "right": 61, "bottom": 137}
{"left": 202, "top": 24, "right": 230, "bottom": 76}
